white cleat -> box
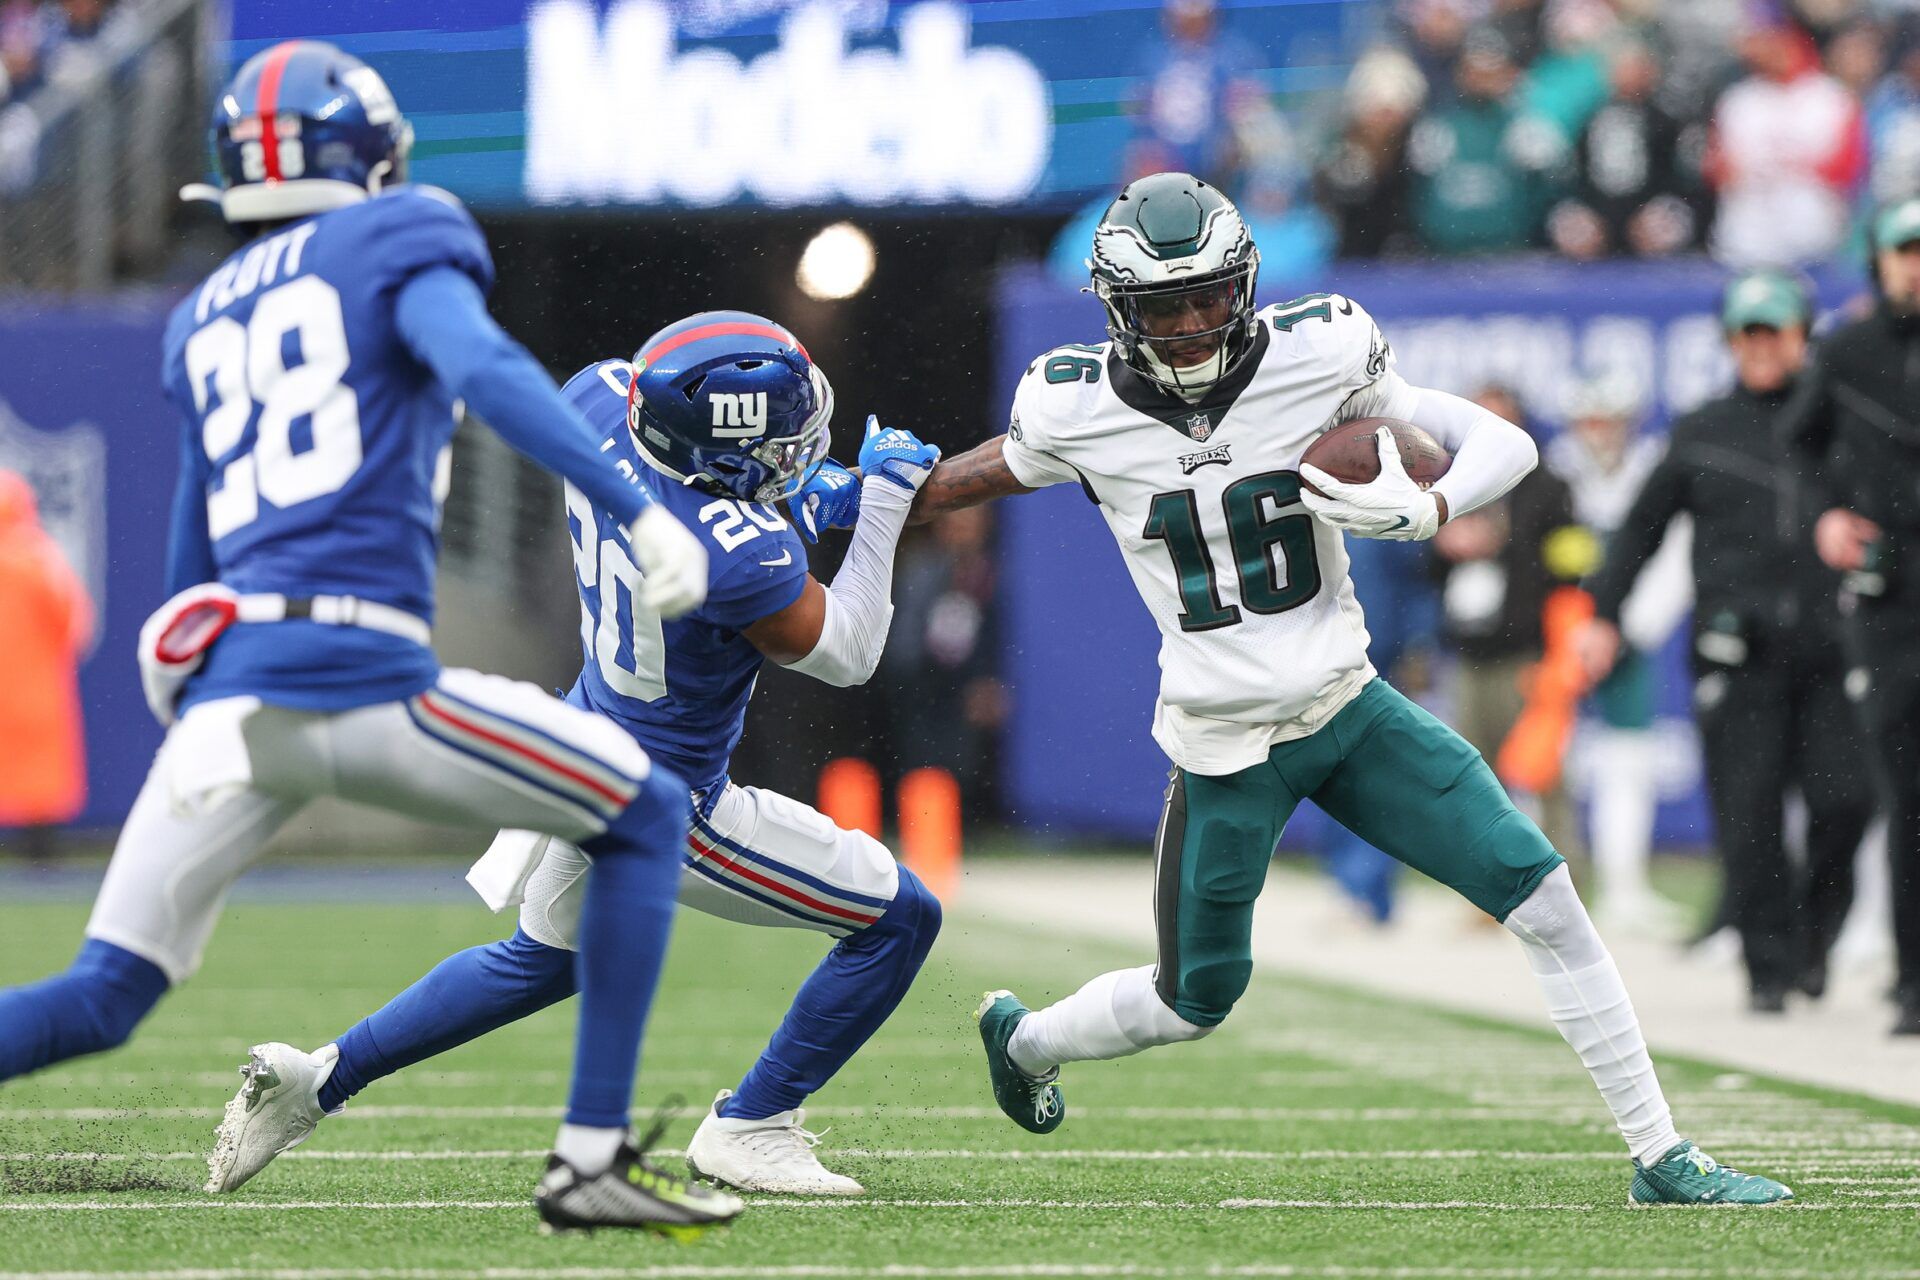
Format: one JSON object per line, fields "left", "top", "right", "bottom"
{"left": 205, "top": 1042, "right": 340, "bottom": 1193}
{"left": 685, "top": 1088, "right": 865, "bottom": 1196}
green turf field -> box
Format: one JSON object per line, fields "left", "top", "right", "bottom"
{"left": 2, "top": 884, "right": 1917, "bottom": 1279}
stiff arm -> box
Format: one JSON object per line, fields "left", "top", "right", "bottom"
{"left": 905, "top": 435, "right": 1033, "bottom": 526}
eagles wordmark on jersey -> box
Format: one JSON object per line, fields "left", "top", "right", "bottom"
{"left": 1002, "top": 293, "right": 1399, "bottom": 775}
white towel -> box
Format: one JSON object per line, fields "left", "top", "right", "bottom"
{"left": 466, "top": 828, "right": 552, "bottom": 912}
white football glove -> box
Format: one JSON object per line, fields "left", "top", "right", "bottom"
{"left": 626, "top": 504, "right": 709, "bottom": 619}
{"left": 137, "top": 582, "right": 241, "bottom": 727}
{"left": 1299, "top": 426, "right": 1441, "bottom": 542}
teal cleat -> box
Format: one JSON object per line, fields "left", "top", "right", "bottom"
{"left": 974, "top": 989, "right": 1065, "bottom": 1135}
{"left": 1629, "top": 1141, "right": 1793, "bottom": 1206}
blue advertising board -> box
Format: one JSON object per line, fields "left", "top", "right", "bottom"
{"left": 0, "top": 298, "right": 178, "bottom": 828}
{"left": 992, "top": 258, "right": 1867, "bottom": 849}
{"left": 227, "top": 0, "right": 1368, "bottom": 210}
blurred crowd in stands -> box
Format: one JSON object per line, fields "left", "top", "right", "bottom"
{"left": 1069, "top": 0, "right": 1920, "bottom": 278}
{"left": 0, "top": 0, "right": 118, "bottom": 104}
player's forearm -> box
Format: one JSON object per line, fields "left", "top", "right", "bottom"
{"left": 907, "top": 436, "right": 1031, "bottom": 525}
{"left": 1405, "top": 386, "right": 1538, "bottom": 521}
{"left": 786, "top": 477, "right": 912, "bottom": 686}
{"left": 393, "top": 267, "right": 657, "bottom": 525}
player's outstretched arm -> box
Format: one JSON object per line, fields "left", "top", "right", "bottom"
{"left": 743, "top": 417, "right": 938, "bottom": 686}
{"left": 907, "top": 435, "right": 1033, "bottom": 526}
{"left": 391, "top": 267, "right": 706, "bottom": 615}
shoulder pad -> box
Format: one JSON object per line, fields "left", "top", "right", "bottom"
{"left": 359, "top": 184, "right": 494, "bottom": 294}
{"left": 1264, "top": 293, "right": 1390, "bottom": 388}
{"left": 1013, "top": 342, "right": 1108, "bottom": 438}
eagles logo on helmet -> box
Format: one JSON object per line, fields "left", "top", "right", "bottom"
{"left": 1088, "top": 172, "right": 1261, "bottom": 399}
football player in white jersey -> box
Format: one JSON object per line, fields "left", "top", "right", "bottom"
{"left": 915, "top": 173, "right": 1789, "bottom": 1206}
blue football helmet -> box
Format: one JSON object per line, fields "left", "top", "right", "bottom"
{"left": 182, "top": 40, "right": 413, "bottom": 223}
{"left": 626, "top": 312, "right": 833, "bottom": 503}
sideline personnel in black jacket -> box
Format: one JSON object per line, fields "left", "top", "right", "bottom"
{"left": 1578, "top": 270, "right": 1871, "bottom": 1014}
{"left": 1785, "top": 197, "right": 1920, "bottom": 1037}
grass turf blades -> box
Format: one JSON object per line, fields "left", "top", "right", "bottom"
{"left": 1, "top": 892, "right": 1917, "bottom": 1277}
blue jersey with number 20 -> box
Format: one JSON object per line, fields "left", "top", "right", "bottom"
{"left": 560, "top": 359, "right": 809, "bottom": 795}
{"left": 158, "top": 185, "right": 492, "bottom": 711}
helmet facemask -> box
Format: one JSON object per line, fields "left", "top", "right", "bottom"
{"left": 1097, "top": 255, "right": 1260, "bottom": 398}
{"left": 684, "top": 364, "right": 835, "bottom": 504}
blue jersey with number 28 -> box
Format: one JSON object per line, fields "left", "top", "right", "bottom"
{"left": 561, "top": 360, "right": 809, "bottom": 794}
{"left": 158, "top": 186, "right": 492, "bottom": 712}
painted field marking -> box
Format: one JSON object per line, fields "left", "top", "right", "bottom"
{"left": 7, "top": 1104, "right": 1906, "bottom": 1126}
{"left": 0, "top": 1195, "right": 1913, "bottom": 1214}
{"left": 3, "top": 1147, "right": 1916, "bottom": 1167}
{"left": 3, "top": 1274, "right": 1920, "bottom": 1280}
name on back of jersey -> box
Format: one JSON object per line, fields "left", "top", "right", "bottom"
{"left": 194, "top": 223, "right": 319, "bottom": 322}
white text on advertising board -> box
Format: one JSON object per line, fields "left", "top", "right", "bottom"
{"left": 525, "top": 0, "right": 1053, "bottom": 207}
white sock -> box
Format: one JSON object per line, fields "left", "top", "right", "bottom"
{"left": 554, "top": 1123, "right": 625, "bottom": 1176}
{"left": 1008, "top": 964, "right": 1212, "bottom": 1077}
{"left": 1504, "top": 866, "right": 1681, "bottom": 1166}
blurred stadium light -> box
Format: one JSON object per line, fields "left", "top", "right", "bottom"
{"left": 796, "top": 222, "right": 876, "bottom": 300}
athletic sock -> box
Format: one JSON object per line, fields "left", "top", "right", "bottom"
{"left": 566, "top": 775, "right": 687, "bottom": 1129}
{"left": 0, "top": 939, "right": 169, "bottom": 1081}
{"left": 1007, "top": 964, "right": 1211, "bottom": 1076}
{"left": 723, "top": 867, "right": 941, "bottom": 1120}
{"left": 554, "top": 1122, "right": 626, "bottom": 1176}
{"left": 319, "top": 929, "right": 577, "bottom": 1114}
{"left": 1504, "top": 866, "right": 1681, "bottom": 1165}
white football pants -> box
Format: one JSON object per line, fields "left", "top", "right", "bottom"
{"left": 86, "top": 668, "right": 652, "bottom": 984}
{"left": 510, "top": 782, "right": 902, "bottom": 947}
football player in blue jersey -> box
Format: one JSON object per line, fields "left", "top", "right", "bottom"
{"left": 209, "top": 312, "right": 946, "bottom": 1198}
{"left": 0, "top": 41, "right": 744, "bottom": 1238}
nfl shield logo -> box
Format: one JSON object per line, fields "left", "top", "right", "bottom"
{"left": 1185, "top": 412, "right": 1212, "bottom": 441}
{"left": 0, "top": 398, "right": 106, "bottom": 628}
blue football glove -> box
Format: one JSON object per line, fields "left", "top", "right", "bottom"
{"left": 858, "top": 414, "right": 940, "bottom": 494}
{"left": 788, "top": 459, "right": 861, "bottom": 543}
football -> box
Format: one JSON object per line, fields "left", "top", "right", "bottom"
{"left": 1299, "top": 417, "right": 1452, "bottom": 495}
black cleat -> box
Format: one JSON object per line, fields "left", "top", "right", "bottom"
{"left": 1748, "top": 987, "right": 1788, "bottom": 1015}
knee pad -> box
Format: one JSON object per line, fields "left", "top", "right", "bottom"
{"left": 1173, "top": 958, "right": 1251, "bottom": 1027}
{"left": 873, "top": 865, "right": 943, "bottom": 943}
{"left": 586, "top": 764, "right": 690, "bottom": 862}
{"left": 70, "top": 939, "right": 169, "bottom": 1053}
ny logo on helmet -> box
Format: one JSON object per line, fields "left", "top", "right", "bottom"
{"left": 710, "top": 392, "right": 768, "bottom": 439}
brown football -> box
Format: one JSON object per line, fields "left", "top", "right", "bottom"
{"left": 1299, "top": 417, "right": 1451, "bottom": 496}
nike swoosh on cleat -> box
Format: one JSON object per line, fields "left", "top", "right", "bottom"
{"left": 760, "top": 550, "right": 794, "bottom": 567}
{"left": 1386, "top": 516, "right": 1409, "bottom": 531}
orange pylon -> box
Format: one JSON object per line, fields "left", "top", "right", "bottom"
{"left": 899, "top": 766, "right": 963, "bottom": 902}
{"left": 818, "top": 758, "right": 882, "bottom": 840}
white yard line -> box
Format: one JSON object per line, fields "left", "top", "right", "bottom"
{"left": 0, "top": 1196, "right": 1913, "bottom": 1214}
{"left": 7, "top": 1267, "right": 1920, "bottom": 1280}
{"left": 4, "top": 1147, "right": 1916, "bottom": 1166}
{"left": 0, "top": 1104, "right": 1806, "bottom": 1123}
